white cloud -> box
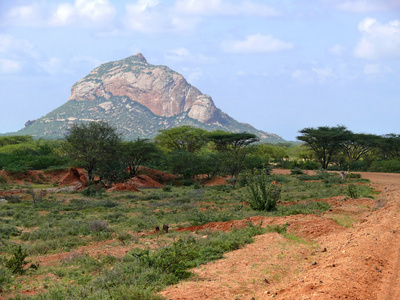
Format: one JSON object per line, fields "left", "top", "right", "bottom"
{"left": 0, "top": 59, "right": 22, "bottom": 74}
{"left": 187, "top": 68, "right": 204, "bottom": 83}
{"left": 175, "top": 0, "right": 278, "bottom": 17}
{"left": 291, "top": 69, "right": 314, "bottom": 84}
{"left": 51, "top": 3, "right": 76, "bottom": 25}
{"left": 124, "top": 0, "right": 199, "bottom": 33}
{"left": 354, "top": 18, "right": 400, "bottom": 60}
{"left": 312, "top": 67, "right": 334, "bottom": 83}
{"left": 38, "top": 57, "right": 64, "bottom": 74}
{"left": 364, "top": 63, "right": 391, "bottom": 75}
{"left": 70, "top": 55, "right": 102, "bottom": 67}
{"left": 336, "top": 1, "right": 385, "bottom": 12}
{"left": 332, "top": 0, "right": 400, "bottom": 12}
{"left": 221, "top": 34, "right": 293, "bottom": 53}
{"left": 51, "top": 0, "right": 116, "bottom": 27}
{"left": 165, "top": 48, "right": 214, "bottom": 64}
{"left": 0, "top": 34, "right": 35, "bottom": 56}
{"left": 4, "top": 2, "right": 48, "bottom": 26}
{"left": 3, "top": 0, "right": 116, "bottom": 28}
{"left": 0, "top": 34, "right": 38, "bottom": 74}
{"left": 329, "top": 45, "right": 346, "bottom": 56}
{"left": 124, "top": 0, "right": 277, "bottom": 34}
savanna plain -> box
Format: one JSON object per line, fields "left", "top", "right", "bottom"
{"left": 2, "top": 167, "right": 400, "bottom": 300}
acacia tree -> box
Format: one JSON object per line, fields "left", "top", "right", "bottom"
{"left": 119, "top": 139, "right": 160, "bottom": 177}
{"left": 297, "top": 125, "right": 352, "bottom": 169}
{"left": 154, "top": 126, "right": 209, "bottom": 153}
{"left": 208, "top": 131, "right": 260, "bottom": 184}
{"left": 376, "top": 134, "right": 400, "bottom": 159}
{"left": 64, "top": 121, "right": 121, "bottom": 183}
{"left": 341, "top": 133, "right": 380, "bottom": 164}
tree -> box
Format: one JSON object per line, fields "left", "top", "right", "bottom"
{"left": 154, "top": 126, "right": 209, "bottom": 153}
{"left": 119, "top": 139, "right": 160, "bottom": 177}
{"left": 164, "top": 150, "right": 204, "bottom": 180}
{"left": 208, "top": 131, "right": 259, "bottom": 153}
{"left": 252, "top": 143, "right": 288, "bottom": 163}
{"left": 208, "top": 131, "right": 260, "bottom": 184}
{"left": 0, "top": 136, "right": 33, "bottom": 147}
{"left": 297, "top": 126, "right": 352, "bottom": 169}
{"left": 64, "top": 121, "right": 121, "bottom": 183}
{"left": 376, "top": 134, "right": 400, "bottom": 159}
{"left": 341, "top": 133, "right": 381, "bottom": 164}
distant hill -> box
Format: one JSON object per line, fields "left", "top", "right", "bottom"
{"left": 12, "top": 53, "right": 283, "bottom": 142}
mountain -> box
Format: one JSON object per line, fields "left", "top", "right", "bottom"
{"left": 14, "top": 53, "right": 283, "bottom": 142}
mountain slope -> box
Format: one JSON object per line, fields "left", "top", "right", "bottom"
{"left": 14, "top": 53, "right": 283, "bottom": 142}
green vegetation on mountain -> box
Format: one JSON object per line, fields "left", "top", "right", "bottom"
{"left": 8, "top": 53, "right": 282, "bottom": 142}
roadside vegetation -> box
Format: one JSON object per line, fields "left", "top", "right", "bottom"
{"left": 0, "top": 169, "right": 373, "bottom": 299}
{"left": 0, "top": 123, "right": 391, "bottom": 298}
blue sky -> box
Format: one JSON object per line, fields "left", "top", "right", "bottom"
{"left": 0, "top": 0, "right": 399, "bottom": 141}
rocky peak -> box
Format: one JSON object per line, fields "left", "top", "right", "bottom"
{"left": 68, "top": 54, "right": 220, "bottom": 124}
{"left": 123, "top": 53, "right": 148, "bottom": 64}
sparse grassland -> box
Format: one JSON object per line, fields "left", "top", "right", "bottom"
{"left": 0, "top": 171, "right": 374, "bottom": 299}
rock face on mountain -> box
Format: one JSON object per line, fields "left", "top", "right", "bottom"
{"left": 14, "top": 53, "right": 283, "bottom": 142}
{"left": 68, "top": 53, "right": 219, "bottom": 124}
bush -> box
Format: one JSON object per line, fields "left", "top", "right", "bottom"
{"left": 162, "top": 185, "right": 172, "bottom": 192}
{"left": 4, "top": 245, "right": 30, "bottom": 275}
{"left": 0, "top": 267, "right": 13, "bottom": 290}
{"left": 4, "top": 195, "right": 21, "bottom": 203}
{"left": 89, "top": 220, "right": 110, "bottom": 233}
{"left": 0, "top": 175, "right": 7, "bottom": 185}
{"left": 81, "top": 185, "right": 105, "bottom": 198}
{"left": 3, "top": 163, "right": 28, "bottom": 175}
{"left": 0, "top": 225, "right": 21, "bottom": 239}
{"left": 290, "top": 168, "right": 304, "bottom": 175}
{"left": 347, "top": 184, "right": 359, "bottom": 199}
{"left": 347, "top": 173, "right": 361, "bottom": 179}
{"left": 370, "top": 160, "right": 400, "bottom": 173}
{"left": 245, "top": 169, "right": 281, "bottom": 211}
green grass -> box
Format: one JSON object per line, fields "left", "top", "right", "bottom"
{"left": 0, "top": 171, "right": 374, "bottom": 299}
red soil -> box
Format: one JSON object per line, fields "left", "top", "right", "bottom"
{"left": 160, "top": 171, "right": 400, "bottom": 300}
{"left": 3, "top": 169, "right": 400, "bottom": 300}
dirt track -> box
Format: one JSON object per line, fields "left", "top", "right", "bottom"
{"left": 160, "top": 172, "right": 400, "bottom": 300}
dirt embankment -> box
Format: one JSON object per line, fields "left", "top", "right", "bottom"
{"left": 160, "top": 172, "right": 400, "bottom": 300}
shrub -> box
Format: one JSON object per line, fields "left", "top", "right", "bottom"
{"left": 3, "top": 163, "right": 28, "bottom": 175}
{"left": 0, "top": 175, "right": 7, "bottom": 185}
{"left": 245, "top": 169, "right": 281, "bottom": 211}
{"left": 317, "top": 170, "right": 342, "bottom": 186}
{"left": 347, "top": 173, "right": 361, "bottom": 179}
{"left": 0, "top": 225, "right": 21, "bottom": 239}
{"left": 290, "top": 168, "right": 304, "bottom": 175}
{"left": 347, "top": 184, "right": 359, "bottom": 199}
{"left": 0, "top": 267, "right": 13, "bottom": 290}
{"left": 4, "top": 195, "right": 21, "bottom": 203}
{"left": 89, "top": 220, "right": 110, "bottom": 233}
{"left": 81, "top": 185, "right": 105, "bottom": 198}
{"left": 162, "top": 185, "right": 172, "bottom": 192}
{"left": 370, "top": 160, "right": 400, "bottom": 173}
{"left": 4, "top": 245, "right": 30, "bottom": 275}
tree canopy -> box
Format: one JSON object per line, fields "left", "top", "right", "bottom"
{"left": 64, "top": 121, "right": 121, "bottom": 183}
{"left": 119, "top": 139, "right": 160, "bottom": 177}
{"left": 154, "top": 126, "right": 209, "bottom": 153}
{"left": 297, "top": 125, "right": 352, "bottom": 169}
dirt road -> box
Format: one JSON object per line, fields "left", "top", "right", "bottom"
{"left": 161, "top": 172, "right": 400, "bottom": 300}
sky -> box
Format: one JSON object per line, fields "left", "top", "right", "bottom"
{"left": 0, "top": 0, "right": 399, "bottom": 141}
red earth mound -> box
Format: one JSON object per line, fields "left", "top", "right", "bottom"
{"left": 107, "top": 180, "right": 140, "bottom": 192}
{"left": 138, "top": 166, "right": 177, "bottom": 183}
{"left": 130, "top": 175, "right": 163, "bottom": 188}
{"left": 107, "top": 174, "right": 163, "bottom": 191}
{"left": 57, "top": 168, "right": 87, "bottom": 187}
